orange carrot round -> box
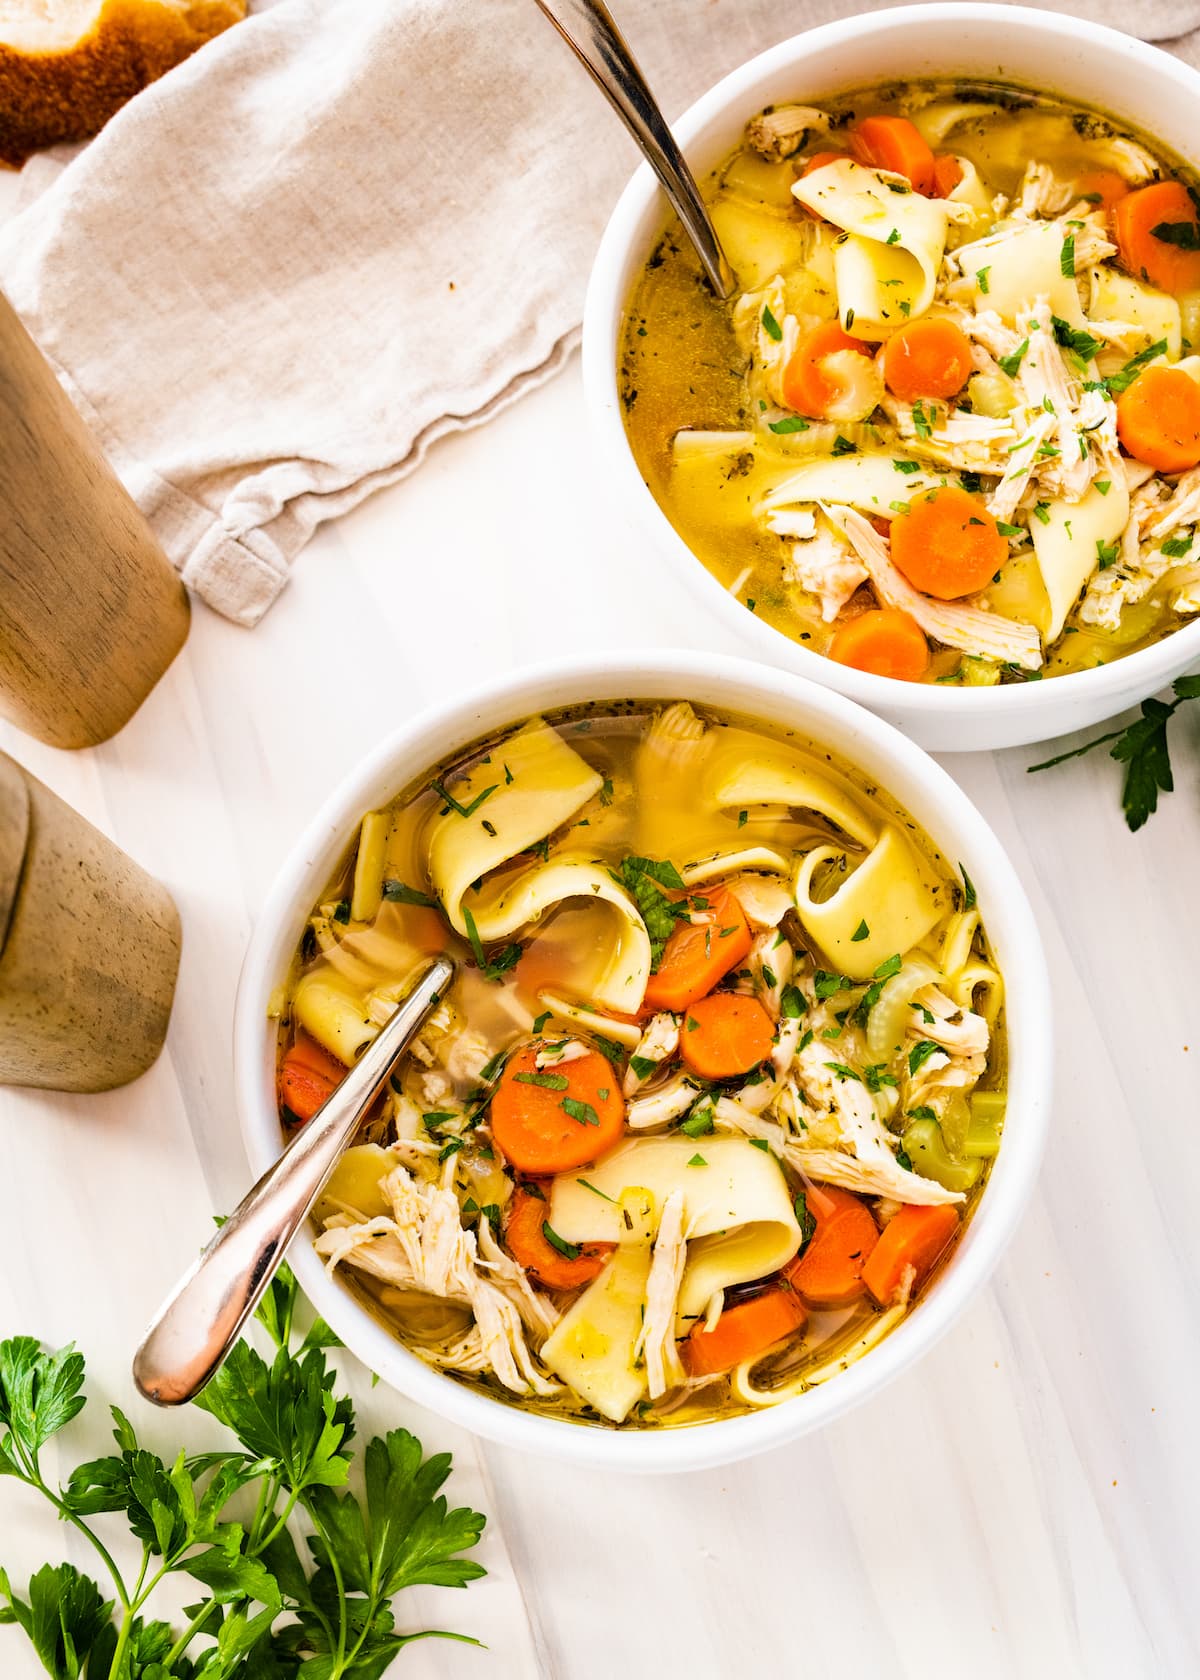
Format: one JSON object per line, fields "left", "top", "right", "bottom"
{"left": 828, "top": 608, "right": 930, "bottom": 682}
{"left": 890, "top": 485, "right": 1007, "bottom": 600}
{"left": 490, "top": 1042, "right": 625, "bottom": 1174}
{"left": 680, "top": 993, "right": 775, "bottom": 1080}
{"left": 1074, "top": 168, "right": 1129, "bottom": 214}
{"left": 882, "top": 317, "right": 974, "bottom": 402}
{"left": 801, "top": 149, "right": 847, "bottom": 177}
{"left": 1116, "top": 364, "right": 1200, "bottom": 472}
{"left": 1113, "top": 180, "right": 1200, "bottom": 293}
{"left": 862, "top": 1202, "right": 961, "bottom": 1306}
{"left": 849, "top": 115, "right": 935, "bottom": 195}
{"left": 279, "top": 1031, "right": 347, "bottom": 1123}
{"left": 682, "top": 1285, "right": 807, "bottom": 1378}
{"left": 931, "top": 153, "right": 964, "bottom": 198}
{"left": 641, "top": 885, "right": 752, "bottom": 1013}
{"left": 504, "top": 1183, "right": 614, "bottom": 1290}
{"left": 784, "top": 1184, "right": 879, "bottom": 1306}
{"left": 781, "top": 319, "right": 875, "bottom": 418}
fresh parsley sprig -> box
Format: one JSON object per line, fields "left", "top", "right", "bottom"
{"left": 1028, "top": 675, "right": 1200, "bottom": 830}
{"left": 0, "top": 1261, "right": 486, "bottom": 1678}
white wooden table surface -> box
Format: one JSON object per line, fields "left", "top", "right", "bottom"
{"left": 2, "top": 166, "right": 1199, "bottom": 1680}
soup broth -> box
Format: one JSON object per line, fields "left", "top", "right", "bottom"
{"left": 620, "top": 81, "right": 1200, "bottom": 685}
{"left": 276, "top": 701, "right": 1006, "bottom": 1428}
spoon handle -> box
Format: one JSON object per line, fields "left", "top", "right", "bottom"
{"left": 133, "top": 955, "right": 455, "bottom": 1405}
{"left": 534, "top": 0, "right": 734, "bottom": 299}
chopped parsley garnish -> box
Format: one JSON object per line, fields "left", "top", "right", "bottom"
{"left": 851, "top": 919, "right": 870, "bottom": 942}
{"left": 382, "top": 879, "right": 438, "bottom": 907}
{"left": 895, "top": 1147, "right": 914, "bottom": 1171}
{"left": 813, "top": 969, "right": 853, "bottom": 1000}
{"left": 894, "top": 459, "right": 923, "bottom": 474}
{"left": 687, "top": 1153, "right": 708, "bottom": 1167}
{"left": 680, "top": 1105, "right": 714, "bottom": 1138}
{"left": 462, "top": 906, "right": 522, "bottom": 982}
{"left": 1150, "top": 219, "right": 1200, "bottom": 250}
{"left": 1096, "top": 537, "right": 1121, "bottom": 570}
{"left": 1032, "top": 501, "right": 1051, "bottom": 524}
{"left": 562, "top": 1096, "right": 600, "bottom": 1127}
{"left": 768, "top": 415, "right": 811, "bottom": 434}
{"left": 886, "top": 227, "right": 901, "bottom": 245}
{"left": 825, "top": 1062, "right": 861, "bottom": 1083}
{"left": 531, "top": 1009, "right": 552, "bottom": 1034}
{"left": 908, "top": 1105, "right": 938, "bottom": 1122}
{"left": 439, "top": 1138, "right": 465, "bottom": 1161}
{"left": 577, "top": 1177, "right": 617, "bottom": 1202}
{"left": 976, "top": 265, "right": 991, "bottom": 293}
{"left": 513, "top": 1070, "right": 569, "bottom": 1091}
{"left": 997, "top": 521, "right": 1023, "bottom": 538}
{"left": 793, "top": 1192, "right": 816, "bottom": 1254}
{"left": 616, "top": 855, "right": 688, "bottom": 968}
{"left": 599, "top": 776, "right": 614, "bottom": 806}
{"left": 997, "top": 339, "right": 1029, "bottom": 377}
{"left": 430, "top": 776, "right": 498, "bottom": 819}
{"left": 911, "top": 399, "right": 934, "bottom": 439}
{"left": 832, "top": 435, "right": 858, "bottom": 456}
{"left": 761, "top": 304, "right": 783, "bottom": 341}
{"left": 331, "top": 899, "right": 350, "bottom": 923}
{"left": 1051, "top": 315, "right": 1104, "bottom": 363}
{"left": 630, "top": 1054, "right": 658, "bottom": 1079}
{"left": 749, "top": 1138, "right": 771, "bottom": 1151}
{"left": 780, "top": 984, "right": 807, "bottom": 1019}
{"left": 1095, "top": 479, "right": 1112, "bottom": 496}
{"left": 1162, "top": 530, "right": 1194, "bottom": 558}
{"left": 959, "top": 862, "right": 977, "bottom": 909}
{"left": 542, "top": 1222, "right": 582, "bottom": 1259}
{"left": 908, "top": 1039, "right": 943, "bottom": 1075}
{"left": 863, "top": 1063, "right": 899, "bottom": 1092}
{"left": 1105, "top": 338, "right": 1168, "bottom": 395}
{"left": 1059, "top": 234, "right": 1076, "bottom": 277}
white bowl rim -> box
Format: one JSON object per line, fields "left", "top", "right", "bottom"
{"left": 580, "top": 1, "right": 1200, "bottom": 724}
{"left": 234, "top": 648, "right": 1052, "bottom": 1472}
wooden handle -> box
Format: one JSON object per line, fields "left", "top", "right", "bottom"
{"left": 0, "top": 289, "right": 190, "bottom": 748}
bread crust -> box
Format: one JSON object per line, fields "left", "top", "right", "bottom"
{"left": 0, "top": 0, "right": 246, "bottom": 165}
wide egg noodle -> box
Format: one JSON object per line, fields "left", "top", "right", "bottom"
{"left": 466, "top": 856, "right": 651, "bottom": 1013}
{"left": 548, "top": 1136, "right": 801, "bottom": 1325}
{"left": 1031, "top": 476, "right": 1130, "bottom": 641}
{"left": 702, "top": 725, "right": 879, "bottom": 848}
{"left": 540, "top": 1189, "right": 655, "bottom": 1424}
{"left": 957, "top": 221, "right": 1086, "bottom": 329}
{"left": 1089, "top": 268, "right": 1181, "bottom": 358}
{"left": 761, "top": 453, "right": 943, "bottom": 521}
{"left": 791, "top": 158, "right": 951, "bottom": 336}
{"left": 425, "top": 716, "right": 602, "bottom": 935}
{"left": 794, "top": 825, "right": 942, "bottom": 980}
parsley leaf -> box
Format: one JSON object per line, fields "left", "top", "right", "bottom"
{"left": 430, "top": 776, "right": 497, "bottom": 819}
{"left": 562, "top": 1096, "right": 601, "bottom": 1127}
{"left": 1105, "top": 338, "right": 1168, "bottom": 395}
{"left": 908, "top": 1039, "right": 943, "bottom": 1075}
{"left": 462, "top": 905, "right": 522, "bottom": 982}
{"left": 761, "top": 305, "right": 783, "bottom": 341}
{"left": 793, "top": 1192, "right": 817, "bottom": 1255}
{"left": 959, "top": 862, "right": 977, "bottom": 909}
{"left": 768, "top": 415, "right": 810, "bottom": 434}
{"left": 617, "top": 856, "right": 688, "bottom": 968}
{"left": 1050, "top": 315, "right": 1104, "bottom": 363}
{"left": 1028, "top": 676, "right": 1200, "bottom": 830}
{"left": 1151, "top": 219, "right": 1200, "bottom": 250}
{"left": 998, "top": 339, "right": 1029, "bottom": 377}
{"left": 513, "top": 1070, "right": 569, "bottom": 1090}
{"left": 382, "top": 879, "right": 438, "bottom": 907}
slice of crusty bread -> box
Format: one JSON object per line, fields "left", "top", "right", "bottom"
{"left": 0, "top": 0, "right": 246, "bottom": 166}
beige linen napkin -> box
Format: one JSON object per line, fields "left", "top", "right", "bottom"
{"left": 3, "top": 0, "right": 1200, "bottom": 625}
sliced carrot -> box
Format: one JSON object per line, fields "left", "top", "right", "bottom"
{"left": 641, "top": 885, "right": 752, "bottom": 1013}
{"left": 781, "top": 319, "right": 875, "bottom": 418}
{"left": 828, "top": 608, "right": 930, "bottom": 682}
{"left": 862, "top": 1203, "right": 961, "bottom": 1306}
{"left": 784, "top": 1184, "right": 879, "bottom": 1306}
{"left": 680, "top": 993, "right": 775, "bottom": 1080}
{"left": 882, "top": 317, "right": 974, "bottom": 402}
{"left": 504, "top": 1182, "right": 614, "bottom": 1291}
{"left": 931, "top": 153, "right": 964, "bottom": 198}
{"left": 1074, "top": 168, "right": 1129, "bottom": 214}
{"left": 1112, "top": 180, "right": 1200, "bottom": 294}
{"left": 490, "top": 1041, "right": 625, "bottom": 1174}
{"left": 849, "top": 115, "right": 936, "bottom": 195}
{"left": 801, "top": 149, "right": 847, "bottom": 177}
{"left": 890, "top": 485, "right": 1007, "bottom": 601}
{"left": 682, "top": 1284, "right": 807, "bottom": 1378}
{"left": 279, "top": 1031, "right": 347, "bottom": 1123}
{"left": 1116, "top": 364, "right": 1200, "bottom": 472}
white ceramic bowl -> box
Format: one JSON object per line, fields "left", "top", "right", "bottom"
{"left": 235, "top": 651, "right": 1051, "bottom": 1472}
{"left": 582, "top": 3, "right": 1200, "bottom": 754}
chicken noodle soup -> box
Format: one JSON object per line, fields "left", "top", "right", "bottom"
{"left": 620, "top": 81, "right": 1200, "bottom": 685}
{"left": 275, "top": 703, "right": 1006, "bottom": 1427}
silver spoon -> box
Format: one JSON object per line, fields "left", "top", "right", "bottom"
{"left": 533, "top": 0, "right": 734, "bottom": 299}
{"left": 133, "top": 955, "right": 455, "bottom": 1405}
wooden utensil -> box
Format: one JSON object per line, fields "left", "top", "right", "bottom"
{"left": 0, "top": 289, "right": 190, "bottom": 747}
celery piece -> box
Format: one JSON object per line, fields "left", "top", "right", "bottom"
{"left": 902, "top": 1119, "right": 983, "bottom": 1192}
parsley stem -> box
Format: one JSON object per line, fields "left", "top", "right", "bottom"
{"left": 1026, "top": 726, "right": 1126, "bottom": 772}
{"left": 163, "top": 1597, "right": 220, "bottom": 1667}
{"left": 305, "top": 1494, "right": 350, "bottom": 1674}
{"left": 22, "top": 1469, "right": 132, "bottom": 1609}
{"left": 252, "top": 1481, "right": 302, "bottom": 1555}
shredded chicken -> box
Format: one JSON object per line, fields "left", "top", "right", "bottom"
{"left": 636, "top": 1190, "right": 688, "bottom": 1396}
{"left": 536, "top": 1038, "right": 590, "bottom": 1069}
{"left": 765, "top": 507, "right": 818, "bottom": 540}
{"left": 1016, "top": 161, "right": 1076, "bottom": 219}
{"left": 315, "top": 1165, "right": 559, "bottom": 1395}
{"left": 835, "top": 508, "right": 1044, "bottom": 669}
{"left": 785, "top": 521, "right": 868, "bottom": 621}
{"left": 623, "top": 1013, "right": 681, "bottom": 1097}
{"left": 745, "top": 930, "right": 794, "bottom": 1019}
{"left": 627, "top": 1069, "right": 704, "bottom": 1131}
{"left": 746, "top": 103, "right": 829, "bottom": 160}
{"left": 911, "top": 985, "right": 990, "bottom": 1057}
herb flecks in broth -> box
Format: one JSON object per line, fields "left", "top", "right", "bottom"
{"left": 275, "top": 704, "right": 1006, "bottom": 1429}
{"left": 620, "top": 80, "right": 1200, "bottom": 685}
